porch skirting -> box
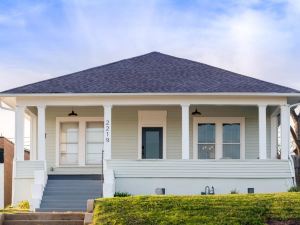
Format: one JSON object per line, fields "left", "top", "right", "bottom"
{"left": 106, "top": 160, "right": 294, "bottom": 195}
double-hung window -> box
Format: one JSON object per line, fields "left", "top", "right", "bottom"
{"left": 198, "top": 123, "right": 216, "bottom": 159}
{"left": 57, "top": 117, "right": 104, "bottom": 166}
{"left": 194, "top": 117, "right": 245, "bottom": 159}
{"left": 60, "top": 122, "right": 79, "bottom": 165}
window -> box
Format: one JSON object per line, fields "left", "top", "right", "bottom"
{"left": 60, "top": 122, "right": 79, "bottom": 165}
{"left": 86, "top": 122, "right": 104, "bottom": 164}
{"left": 0, "top": 148, "right": 3, "bottom": 163}
{"left": 223, "top": 123, "right": 240, "bottom": 159}
{"left": 56, "top": 117, "right": 104, "bottom": 167}
{"left": 193, "top": 117, "right": 245, "bottom": 160}
{"left": 198, "top": 124, "right": 216, "bottom": 159}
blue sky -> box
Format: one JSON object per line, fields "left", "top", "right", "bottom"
{"left": 0, "top": 0, "right": 300, "bottom": 91}
{"left": 0, "top": 0, "right": 300, "bottom": 139}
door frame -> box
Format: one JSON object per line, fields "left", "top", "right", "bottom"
{"left": 142, "top": 127, "right": 163, "bottom": 159}
{"left": 138, "top": 111, "right": 167, "bottom": 159}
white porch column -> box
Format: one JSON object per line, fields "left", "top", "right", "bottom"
{"left": 270, "top": 115, "right": 278, "bottom": 159}
{"left": 15, "top": 106, "right": 25, "bottom": 161}
{"left": 37, "top": 105, "right": 46, "bottom": 161}
{"left": 181, "top": 104, "right": 190, "bottom": 159}
{"left": 30, "top": 114, "right": 37, "bottom": 160}
{"left": 104, "top": 105, "right": 112, "bottom": 160}
{"left": 258, "top": 105, "right": 267, "bottom": 159}
{"left": 281, "top": 105, "right": 290, "bottom": 160}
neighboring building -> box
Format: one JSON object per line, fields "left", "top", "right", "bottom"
{"left": 0, "top": 52, "right": 300, "bottom": 211}
{"left": 0, "top": 137, "right": 29, "bottom": 208}
{"left": 0, "top": 137, "right": 14, "bottom": 208}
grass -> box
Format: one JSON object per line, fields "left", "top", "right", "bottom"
{"left": 93, "top": 193, "right": 300, "bottom": 225}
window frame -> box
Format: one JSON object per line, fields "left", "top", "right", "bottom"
{"left": 197, "top": 123, "right": 216, "bottom": 159}
{"left": 56, "top": 117, "right": 104, "bottom": 167}
{"left": 193, "top": 117, "right": 245, "bottom": 160}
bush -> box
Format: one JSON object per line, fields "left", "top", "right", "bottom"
{"left": 288, "top": 186, "right": 300, "bottom": 192}
{"left": 17, "top": 200, "right": 30, "bottom": 210}
{"left": 230, "top": 189, "right": 239, "bottom": 194}
{"left": 93, "top": 193, "right": 300, "bottom": 225}
{"left": 114, "top": 192, "right": 131, "bottom": 197}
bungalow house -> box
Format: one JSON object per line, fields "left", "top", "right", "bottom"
{"left": 0, "top": 52, "right": 300, "bottom": 211}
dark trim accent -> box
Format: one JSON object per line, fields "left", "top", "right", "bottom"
{"left": 142, "top": 127, "right": 163, "bottom": 159}
{"left": 48, "top": 175, "right": 102, "bottom": 180}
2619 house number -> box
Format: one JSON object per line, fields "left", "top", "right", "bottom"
{"left": 105, "top": 120, "right": 110, "bottom": 143}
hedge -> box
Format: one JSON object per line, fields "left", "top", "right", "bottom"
{"left": 93, "top": 193, "right": 300, "bottom": 225}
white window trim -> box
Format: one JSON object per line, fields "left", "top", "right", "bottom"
{"left": 138, "top": 111, "right": 167, "bottom": 159}
{"left": 193, "top": 117, "right": 245, "bottom": 160}
{"left": 56, "top": 117, "right": 104, "bottom": 167}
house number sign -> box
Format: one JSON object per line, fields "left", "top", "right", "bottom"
{"left": 105, "top": 119, "right": 110, "bottom": 143}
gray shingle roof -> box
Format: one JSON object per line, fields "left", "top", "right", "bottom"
{"left": 3, "top": 52, "right": 299, "bottom": 94}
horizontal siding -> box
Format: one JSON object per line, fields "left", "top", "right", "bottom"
{"left": 107, "top": 160, "right": 292, "bottom": 178}
{"left": 45, "top": 105, "right": 273, "bottom": 174}
{"left": 15, "top": 161, "right": 44, "bottom": 178}
{"left": 46, "top": 106, "right": 103, "bottom": 173}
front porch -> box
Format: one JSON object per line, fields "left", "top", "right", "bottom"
{"left": 11, "top": 95, "right": 294, "bottom": 208}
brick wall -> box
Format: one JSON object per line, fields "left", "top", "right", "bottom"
{"left": 0, "top": 137, "right": 14, "bottom": 207}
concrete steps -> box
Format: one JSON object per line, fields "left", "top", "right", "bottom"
{"left": 3, "top": 213, "right": 84, "bottom": 225}
{"left": 38, "top": 175, "right": 102, "bottom": 212}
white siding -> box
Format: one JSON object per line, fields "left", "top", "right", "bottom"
{"left": 15, "top": 161, "right": 44, "bottom": 178}
{"left": 108, "top": 160, "right": 292, "bottom": 178}
{"left": 45, "top": 105, "right": 272, "bottom": 172}
{"left": 45, "top": 106, "right": 103, "bottom": 173}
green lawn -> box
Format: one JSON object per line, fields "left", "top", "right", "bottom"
{"left": 93, "top": 193, "right": 300, "bottom": 225}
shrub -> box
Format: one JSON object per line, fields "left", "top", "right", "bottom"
{"left": 17, "top": 200, "right": 30, "bottom": 210}
{"left": 288, "top": 186, "right": 300, "bottom": 192}
{"left": 114, "top": 192, "right": 131, "bottom": 197}
{"left": 93, "top": 193, "right": 300, "bottom": 225}
{"left": 230, "top": 189, "right": 239, "bottom": 194}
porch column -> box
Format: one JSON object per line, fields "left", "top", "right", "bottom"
{"left": 37, "top": 105, "right": 46, "bottom": 161}
{"left": 270, "top": 115, "right": 278, "bottom": 159}
{"left": 258, "top": 105, "right": 267, "bottom": 159}
{"left": 281, "top": 105, "right": 290, "bottom": 160}
{"left": 104, "top": 105, "right": 112, "bottom": 160}
{"left": 30, "top": 114, "right": 37, "bottom": 160}
{"left": 181, "top": 104, "right": 190, "bottom": 159}
{"left": 15, "top": 106, "right": 25, "bottom": 161}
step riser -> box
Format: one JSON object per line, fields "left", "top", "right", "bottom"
{"left": 4, "top": 220, "right": 83, "bottom": 225}
{"left": 39, "top": 175, "right": 102, "bottom": 212}
{"left": 36, "top": 208, "right": 85, "bottom": 212}
{"left": 5, "top": 213, "right": 84, "bottom": 220}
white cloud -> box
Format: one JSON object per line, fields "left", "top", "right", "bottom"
{"left": 0, "top": 0, "right": 300, "bottom": 91}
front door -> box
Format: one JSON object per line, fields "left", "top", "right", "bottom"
{"left": 142, "top": 127, "right": 163, "bottom": 159}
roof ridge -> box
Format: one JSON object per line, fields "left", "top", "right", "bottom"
{"left": 2, "top": 51, "right": 299, "bottom": 94}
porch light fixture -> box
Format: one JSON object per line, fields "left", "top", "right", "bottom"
{"left": 68, "top": 108, "right": 78, "bottom": 117}
{"left": 192, "top": 108, "right": 202, "bottom": 116}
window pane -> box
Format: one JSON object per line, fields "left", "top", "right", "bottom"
{"left": 223, "top": 144, "right": 240, "bottom": 159}
{"left": 198, "top": 124, "right": 215, "bottom": 143}
{"left": 198, "top": 144, "right": 215, "bottom": 159}
{"left": 60, "top": 122, "right": 79, "bottom": 165}
{"left": 60, "top": 122, "right": 79, "bottom": 143}
{"left": 223, "top": 123, "right": 240, "bottom": 143}
{"left": 60, "top": 153, "right": 78, "bottom": 165}
{"left": 86, "top": 122, "right": 104, "bottom": 165}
